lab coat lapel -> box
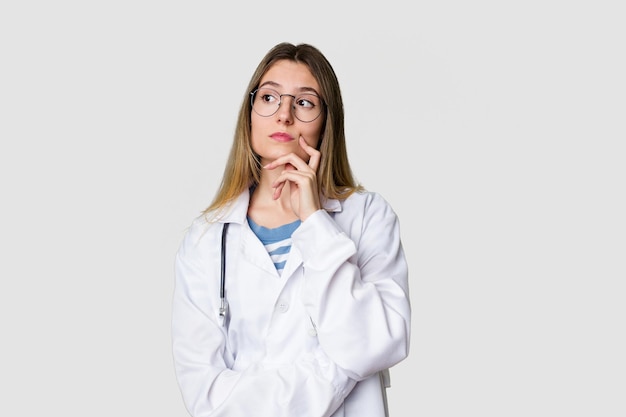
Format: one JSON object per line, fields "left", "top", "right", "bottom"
{"left": 239, "top": 225, "right": 278, "bottom": 277}
{"left": 217, "top": 189, "right": 277, "bottom": 278}
{"left": 280, "top": 245, "right": 302, "bottom": 281}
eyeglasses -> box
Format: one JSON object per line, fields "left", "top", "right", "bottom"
{"left": 250, "top": 87, "right": 324, "bottom": 123}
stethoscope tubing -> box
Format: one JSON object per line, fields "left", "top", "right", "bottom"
{"left": 219, "top": 222, "right": 229, "bottom": 320}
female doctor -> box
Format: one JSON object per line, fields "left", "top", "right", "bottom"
{"left": 172, "top": 42, "right": 411, "bottom": 417}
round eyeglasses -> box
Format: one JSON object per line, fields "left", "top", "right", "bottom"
{"left": 250, "top": 87, "right": 324, "bottom": 123}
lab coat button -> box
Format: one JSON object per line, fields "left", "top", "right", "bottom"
{"left": 308, "top": 328, "right": 317, "bottom": 337}
{"left": 276, "top": 301, "right": 289, "bottom": 313}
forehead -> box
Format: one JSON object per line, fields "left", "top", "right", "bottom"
{"left": 259, "top": 60, "right": 320, "bottom": 92}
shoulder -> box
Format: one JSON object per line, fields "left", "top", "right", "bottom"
{"left": 340, "top": 190, "right": 397, "bottom": 217}
{"left": 177, "top": 213, "right": 223, "bottom": 256}
{"left": 186, "top": 213, "right": 214, "bottom": 237}
{"left": 326, "top": 190, "right": 401, "bottom": 238}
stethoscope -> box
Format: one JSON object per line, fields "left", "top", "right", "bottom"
{"left": 219, "top": 222, "right": 229, "bottom": 323}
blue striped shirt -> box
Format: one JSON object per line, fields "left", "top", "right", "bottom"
{"left": 247, "top": 217, "right": 301, "bottom": 275}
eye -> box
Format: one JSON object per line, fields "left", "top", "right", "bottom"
{"left": 258, "top": 89, "right": 279, "bottom": 104}
{"left": 296, "top": 94, "right": 319, "bottom": 109}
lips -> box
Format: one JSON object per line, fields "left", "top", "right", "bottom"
{"left": 270, "top": 132, "right": 294, "bottom": 142}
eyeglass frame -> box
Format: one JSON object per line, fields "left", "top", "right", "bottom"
{"left": 249, "top": 87, "right": 325, "bottom": 123}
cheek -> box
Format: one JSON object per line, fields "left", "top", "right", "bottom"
{"left": 249, "top": 116, "right": 265, "bottom": 152}
{"left": 302, "top": 122, "right": 323, "bottom": 148}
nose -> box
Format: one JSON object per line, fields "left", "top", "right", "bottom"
{"left": 276, "top": 94, "right": 296, "bottom": 123}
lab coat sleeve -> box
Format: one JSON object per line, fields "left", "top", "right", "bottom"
{"left": 172, "top": 220, "right": 355, "bottom": 417}
{"left": 292, "top": 192, "right": 411, "bottom": 381}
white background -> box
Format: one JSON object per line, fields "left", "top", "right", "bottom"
{"left": 1, "top": 1, "right": 624, "bottom": 416}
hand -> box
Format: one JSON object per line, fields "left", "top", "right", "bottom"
{"left": 263, "top": 136, "right": 322, "bottom": 221}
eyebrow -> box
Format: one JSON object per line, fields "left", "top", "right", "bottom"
{"left": 258, "top": 81, "right": 320, "bottom": 96}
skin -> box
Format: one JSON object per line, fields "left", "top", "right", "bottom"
{"left": 248, "top": 60, "right": 324, "bottom": 228}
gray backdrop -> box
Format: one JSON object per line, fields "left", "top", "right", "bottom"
{"left": 1, "top": 1, "right": 624, "bottom": 416}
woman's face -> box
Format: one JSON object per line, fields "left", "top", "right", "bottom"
{"left": 250, "top": 59, "right": 325, "bottom": 165}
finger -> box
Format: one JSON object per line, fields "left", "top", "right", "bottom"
{"left": 273, "top": 169, "right": 316, "bottom": 191}
{"left": 299, "top": 136, "right": 321, "bottom": 171}
{"left": 272, "top": 180, "right": 286, "bottom": 200}
{"left": 264, "top": 153, "right": 309, "bottom": 172}
{"left": 275, "top": 169, "right": 321, "bottom": 217}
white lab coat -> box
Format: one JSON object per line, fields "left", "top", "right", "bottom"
{"left": 172, "top": 188, "right": 411, "bottom": 417}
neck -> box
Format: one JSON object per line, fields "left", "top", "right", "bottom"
{"left": 248, "top": 171, "right": 298, "bottom": 228}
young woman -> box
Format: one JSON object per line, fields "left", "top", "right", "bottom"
{"left": 172, "top": 42, "right": 411, "bottom": 417}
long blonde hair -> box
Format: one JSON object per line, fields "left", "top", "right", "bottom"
{"left": 203, "top": 42, "right": 363, "bottom": 216}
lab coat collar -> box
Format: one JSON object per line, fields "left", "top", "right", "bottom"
{"left": 322, "top": 196, "right": 342, "bottom": 213}
{"left": 205, "top": 189, "right": 251, "bottom": 225}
